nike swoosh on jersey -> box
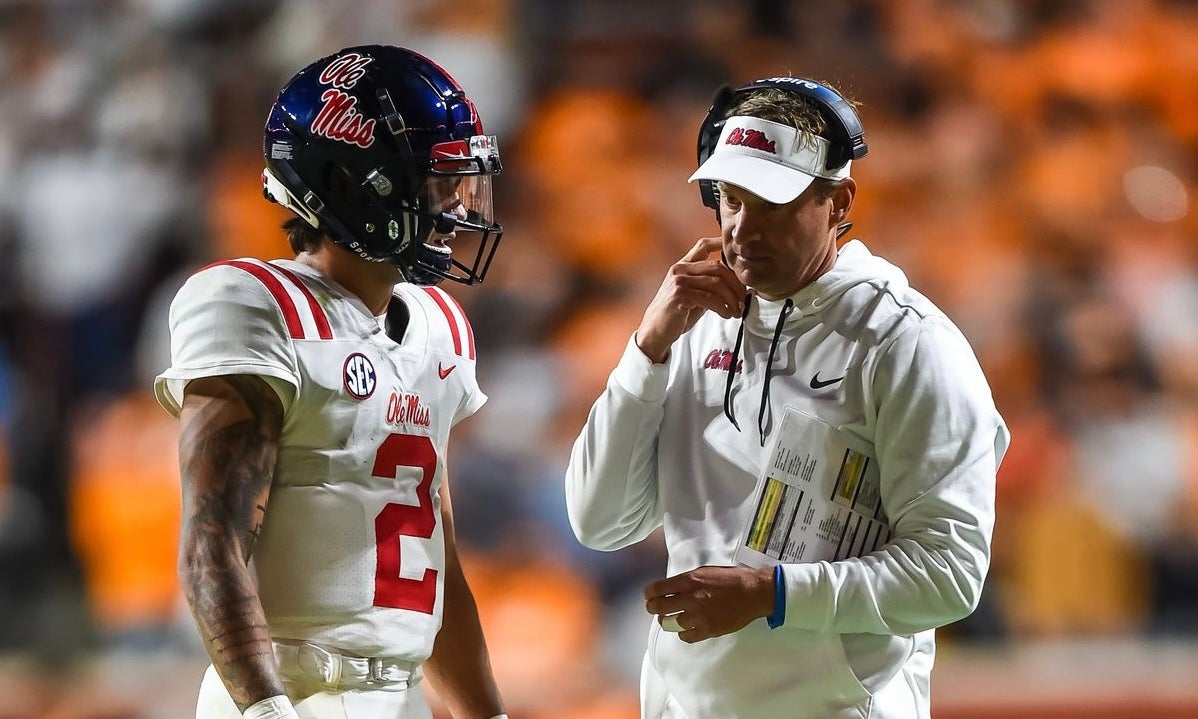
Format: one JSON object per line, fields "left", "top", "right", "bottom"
{"left": 438, "top": 363, "right": 456, "bottom": 380}
{"left": 809, "top": 372, "right": 845, "bottom": 389}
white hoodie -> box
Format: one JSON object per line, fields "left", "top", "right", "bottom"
{"left": 566, "top": 241, "right": 1009, "bottom": 719}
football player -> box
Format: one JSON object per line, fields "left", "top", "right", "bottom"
{"left": 155, "top": 46, "right": 508, "bottom": 719}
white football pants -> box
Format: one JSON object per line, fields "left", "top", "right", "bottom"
{"left": 196, "top": 665, "right": 433, "bottom": 719}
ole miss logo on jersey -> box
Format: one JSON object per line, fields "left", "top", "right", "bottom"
{"left": 386, "top": 390, "right": 431, "bottom": 428}
{"left": 344, "top": 352, "right": 377, "bottom": 399}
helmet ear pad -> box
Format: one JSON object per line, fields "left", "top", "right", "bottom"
{"left": 271, "top": 125, "right": 416, "bottom": 263}
{"left": 322, "top": 163, "right": 370, "bottom": 209}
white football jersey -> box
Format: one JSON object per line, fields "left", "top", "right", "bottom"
{"left": 155, "top": 258, "right": 485, "bottom": 661}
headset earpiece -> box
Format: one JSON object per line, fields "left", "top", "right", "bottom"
{"left": 697, "top": 84, "right": 737, "bottom": 218}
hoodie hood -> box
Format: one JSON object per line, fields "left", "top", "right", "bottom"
{"left": 747, "top": 240, "right": 910, "bottom": 335}
{"left": 720, "top": 239, "right": 913, "bottom": 445}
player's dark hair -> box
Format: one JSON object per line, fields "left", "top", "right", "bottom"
{"left": 283, "top": 217, "right": 325, "bottom": 254}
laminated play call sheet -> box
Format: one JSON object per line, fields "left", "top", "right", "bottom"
{"left": 735, "top": 406, "right": 891, "bottom": 568}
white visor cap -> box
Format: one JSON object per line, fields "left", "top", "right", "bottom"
{"left": 688, "top": 116, "right": 851, "bottom": 205}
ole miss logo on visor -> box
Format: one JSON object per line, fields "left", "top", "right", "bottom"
{"left": 725, "top": 127, "right": 776, "bottom": 154}
{"left": 311, "top": 53, "right": 376, "bottom": 149}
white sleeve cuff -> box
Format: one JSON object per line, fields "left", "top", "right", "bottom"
{"left": 243, "top": 695, "right": 299, "bottom": 719}
{"left": 610, "top": 333, "right": 671, "bottom": 402}
{"left": 777, "top": 562, "right": 831, "bottom": 631}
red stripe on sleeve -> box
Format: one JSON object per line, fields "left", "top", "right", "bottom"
{"left": 442, "top": 291, "right": 476, "bottom": 360}
{"left": 217, "top": 260, "right": 305, "bottom": 339}
{"left": 271, "top": 263, "right": 334, "bottom": 340}
{"left": 421, "top": 287, "right": 462, "bottom": 356}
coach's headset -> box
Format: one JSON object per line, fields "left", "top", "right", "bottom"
{"left": 695, "top": 76, "right": 868, "bottom": 234}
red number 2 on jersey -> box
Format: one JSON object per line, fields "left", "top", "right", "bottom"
{"left": 372, "top": 433, "right": 438, "bottom": 613}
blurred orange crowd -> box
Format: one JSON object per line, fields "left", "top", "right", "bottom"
{"left": 1, "top": 1, "right": 1197, "bottom": 717}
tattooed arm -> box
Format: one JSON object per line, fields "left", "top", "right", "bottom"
{"left": 178, "top": 374, "right": 285, "bottom": 712}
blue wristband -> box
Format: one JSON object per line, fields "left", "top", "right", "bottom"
{"left": 766, "top": 564, "right": 786, "bottom": 629}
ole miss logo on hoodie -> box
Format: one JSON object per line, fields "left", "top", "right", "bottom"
{"left": 703, "top": 348, "right": 743, "bottom": 374}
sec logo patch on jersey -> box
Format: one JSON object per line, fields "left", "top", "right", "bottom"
{"left": 343, "top": 352, "right": 377, "bottom": 399}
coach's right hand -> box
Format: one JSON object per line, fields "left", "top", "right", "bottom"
{"left": 635, "top": 236, "right": 747, "bottom": 363}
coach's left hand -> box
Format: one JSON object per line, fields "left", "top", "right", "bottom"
{"left": 644, "top": 565, "right": 776, "bottom": 643}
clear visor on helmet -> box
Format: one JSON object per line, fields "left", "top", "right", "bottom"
{"left": 422, "top": 173, "right": 497, "bottom": 235}
{"left": 410, "top": 171, "right": 503, "bottom": 286}
{"left": 420, "top": 134, "right": 500, "bottom": 233}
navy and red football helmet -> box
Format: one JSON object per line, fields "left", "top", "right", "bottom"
{"left": 263, "top": 45, "right": 503, "bottom": 286}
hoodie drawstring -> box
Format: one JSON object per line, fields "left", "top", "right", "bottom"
{"left": 721, "top": 292, "right": 754, "bottom": 431}
{"left": 757, "top": 298, "right": 795, "bottom": 446}
{"left": 722, "top": 294, "right": 796, "bottom": 447}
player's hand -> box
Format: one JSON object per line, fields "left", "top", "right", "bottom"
{"left": 643, "top": 565, "right": 775, "bottom": 644}
{"left": 635, "top": 236, "right": 746, "bottom": 363}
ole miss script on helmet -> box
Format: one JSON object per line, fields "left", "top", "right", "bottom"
{"left": 311, "top": 52, "right": 377, "bottom": 148}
